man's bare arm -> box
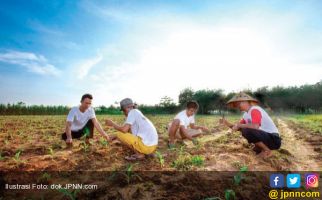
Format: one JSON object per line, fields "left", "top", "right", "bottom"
{"left": 219, "top": 118, "right": 235, "bottom": 128}
{"left": 190, "top": 123, "right": 200, "bottom": 129}
{"left": 105, "top": 119, "right": 131, "bottom": 133}
{"left": 92, "top": 118, "right": 111, "bottom": 141}
{"left": 237, "top": 123, "right": 260, "bottom": 130}
{"left": 190, "top": 123, "right": 208, "bottom": 131}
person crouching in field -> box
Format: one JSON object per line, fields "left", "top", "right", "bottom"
{"left": 105, "top": 98, "right": 158, "bottom": 161}
{"left": 61, "top": 94, "right": 111, "bottom": 146}
{"left": 168, "top": 101, "right": 209, "bottom": 149}
{"left": 219, "top": 92, "right": 281, "bottom": 158}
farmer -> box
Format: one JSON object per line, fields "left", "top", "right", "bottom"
{"left": 219, "top": 92, "right": 281, "bottom": 158}
{"left": 168, "top": 100, "right": 209, "bottom": 148}
{"left": 105, "top": 98, "right": 158, "bottom": 161}
{"left": 61, "top": 94, "right": 111, "bottom": 146}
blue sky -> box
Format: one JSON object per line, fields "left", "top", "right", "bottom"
{"left": 0, "top": 0, "right": 321, "bottom": 106}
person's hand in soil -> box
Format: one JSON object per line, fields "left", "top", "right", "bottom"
{"left": 232, "top": 124, "right": 240, "bottom": 132}
{"left": 103, "top": 134, "right": 113, "bottom": 142}
{"left": 66, "top": 138, "right": 73, "bottom": 147}
{"left": 201, "top": 126, "right": 210, "bottom": 133}
{"left": 66, "top": 138, "right": 72, "bottom": 144}
{"left": 108, "top": 134, "right": 117, "bottom": 140}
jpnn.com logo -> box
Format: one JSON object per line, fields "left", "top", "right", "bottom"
{"left": 269, "top": 173, "right": 320, "bottom": 200}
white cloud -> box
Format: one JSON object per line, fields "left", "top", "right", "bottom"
{"left": 80, "top": 0, "right": 132, "bottom": 22}
{"left": 0, "top": 50, "right": 61, "bottom": 76}
{"left": 75, "top": 54, "right": 103, "bottom": 79}
{"left": 86, "top": 20, "right": 322, "bottom": 106}
{"left": 63, "top": 3, "right": 322, "bottom": 106}
{"left": 27, "top": 20, "right": 81, "bottom": 51}
{"left": 28, "top": 20, "right": 65, "bottom": 37}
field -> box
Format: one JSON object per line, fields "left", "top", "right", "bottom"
{"left": 0, "top": 114, "right": 321, "bottom": 199}
{"left": 288, "top": 115, "right": 322, "bottom": 134}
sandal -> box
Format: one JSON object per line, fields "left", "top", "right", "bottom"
{"left": 146, "top": 153, "right": 156, "bottom": 158}
{"left": 125, "top": 154, "right": 145, "bottom": 161}
{"left": 112, "top": 140, "right": 121, "bottom": 145}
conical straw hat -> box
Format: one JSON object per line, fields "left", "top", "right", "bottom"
{"left": 226, "top": 92, "right": 259, "bottom": 108}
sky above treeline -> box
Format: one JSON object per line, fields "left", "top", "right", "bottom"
{"left": 0, "top": 0, "right": 321, "bottom": 106}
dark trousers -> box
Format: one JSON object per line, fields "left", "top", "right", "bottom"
{"left": 61, "top": 120, "right": 94, "bottom": 141}
{"left": 240, "top": 128, "right": 281, "bottom": 150}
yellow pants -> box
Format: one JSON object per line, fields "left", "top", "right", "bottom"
{"left": 116, "top": 132, "right": 157, "bottom": 155}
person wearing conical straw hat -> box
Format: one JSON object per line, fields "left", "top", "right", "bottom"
{"left": 219, "top": 92, "right": 281, "bottom": 158}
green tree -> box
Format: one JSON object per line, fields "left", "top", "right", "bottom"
{"left": 178, "top": 88, "right": 194, "bottom": 107}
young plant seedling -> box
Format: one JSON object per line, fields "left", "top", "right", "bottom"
{"left": 57, "top": 188, "right": 79, "bottom": 200}
{"left": 99, "top": 137, "right": 109, "bottom": 147}
{"left": 224, "top": 189, "right": 236, "bottom": 200}
{"left": 37, "top": 172, "right": 51, "bottom": 183}
{"left": 233, "top": 166, "right": 248, "bottom": 186}
{"left": 191, "top": 155, "right": 204, "bottom": 167}
{"left": 79, "top": 127, "right": 91, "bottom": 152}
{"left": 48, "top": 147, "right": 54, "bottom": 157}
{"left": 13, "top": 149, "right": 22, "bottom": 163}
{"left": 155, "top": 151, "right": 165, "bottom": 168}
{"left": 0, "top": 152, "right": 4, "bottom": 161}
{"left": 79, "top": 141, "right": 90, "bottom": 153}
{"left": 119, "top": 164, "right": 142, "bottom": 184}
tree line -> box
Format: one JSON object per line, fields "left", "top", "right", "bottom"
{"left": 0, "top": 81, "right": 321, "bottom": 115}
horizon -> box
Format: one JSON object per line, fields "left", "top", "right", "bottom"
{"left": 1, "top": 80, "right": 321, "bottom": 107}
{"left": 1, "top": 0, "right": 322, "bottom": 106}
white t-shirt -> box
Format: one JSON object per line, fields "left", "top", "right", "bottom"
{"left": 242, "top": 106, "right": 279, "bottom": 134}
{"left": 174, "top": 110, "right": 195, "bottom": 128}
{"left": 66, "top": 106, "right": 96, "bottom": 131}
{"left": 125, "top": 109, "right": 158, "bottom": 146}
